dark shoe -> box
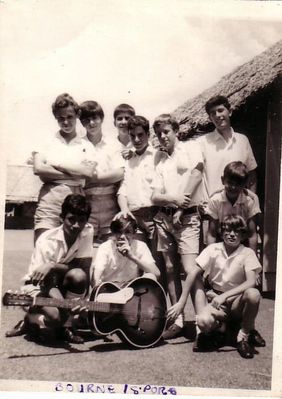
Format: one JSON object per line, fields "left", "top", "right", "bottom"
{"left": 193, "top": 332, "right": 215, "bottom": 352}
{"left": 212, "top": 331, "right": 226, "bottom": 348}
{"left": 5, "top": 320, "right": 27, "bottom": 337}
{"left": 61, "top": 328, "right": 84, "bottom": 344}
{"left": 162, "top": 324, "right": 183, "bottom": 340}
{"left": 237, "top": 339, "right": 254, "bottom": 359}
{"left": 249, "top": 329, "right": 266, "bottom": 347}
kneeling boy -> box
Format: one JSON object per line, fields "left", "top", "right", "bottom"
{"left": 6, "top": 194, "right": 93, "bottom": 344}
{"left": 195, "top": 215, "right": 265, "bottom": 358}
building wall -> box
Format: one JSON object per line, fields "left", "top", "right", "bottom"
{"left": 5, "top": 202, "right": 36, "bottom": 229}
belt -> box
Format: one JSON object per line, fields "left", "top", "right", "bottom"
{"left": 159, "top": 205, "right": 198, "bottom": 217}
{"left": 132, "top": 206, "right": 158, "bottom": 218}
{"left": 84, "top": 185, "right": 117, "bottom": 195}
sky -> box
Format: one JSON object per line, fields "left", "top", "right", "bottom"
{"left": 1, "top": 0, "right": 282, "bottom": 164}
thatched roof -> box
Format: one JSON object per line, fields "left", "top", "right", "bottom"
{"left": 173, "top": 40, "right": 282, "bottom": 137}
{"left": 6, "top": 165, "right": 42, "bottom": 203}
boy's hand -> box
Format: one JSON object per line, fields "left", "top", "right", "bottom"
{"left": 117, "top": 236, "right": 131, "bottom": 257}
{"left": 31, "top": 263, "right": 53, "bottom": 285}
{"left": 198, "top": 201, "right": 208, "bottom": 217}
{"left": 121, "top": 149, "right": 134, "bottom": 160}
{"left": 211, "top": 294, "right": 226, "bottom": 310}
{"left": 70, "top": 303, "right": 88, "bottom": 317}
{"left": 167, "top": 301, "right": 184, "bottom": 321}
{"left": 175, "top": 193, "right": 191, "bottom": 208}
{"left": 172, "top": 209, "right": 184, "bottom": 229}
{"left": 114, "top": 210, "right": 136, "bottom": 221}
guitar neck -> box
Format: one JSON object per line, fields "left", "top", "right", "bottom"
{"left": 33, "top": 296, "right": 111, "bottom": 313}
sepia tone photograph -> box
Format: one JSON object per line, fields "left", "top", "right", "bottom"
{"left": 0, "top": 1, "right": 282, "bottom": 397}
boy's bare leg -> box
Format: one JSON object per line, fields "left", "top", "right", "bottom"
{"left": 162, "top": 250, "right": 183, "bottom": 338}
{"left": 231, "top": 287, "right": 261, "bottom": 333}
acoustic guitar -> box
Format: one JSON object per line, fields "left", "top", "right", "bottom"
{"left": 2, "top": 277, "right": 167, "bottom": 349}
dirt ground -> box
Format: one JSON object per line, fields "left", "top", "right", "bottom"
{"left": 0, "top": 230, "right": 275, "bottom": 392}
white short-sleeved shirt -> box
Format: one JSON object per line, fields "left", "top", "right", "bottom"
{"left": 206, "top": 189, "right": 261, "bottom": 222}
{"left": 196, "top": 242, "right": 262, "bottom": 292}
{"left": 198, "top": 129, "right": 257, "bottom": 199}
{"left": 36, "top": 132, "right": 95, "bottom": 186}
{"left": 118, "top": 146, "right": 158, "bottom": 211}
{"left": 23, "top": 223, "right": 94, "bottom": 282}
{"left": 84, "top": 136, "right": 124, "bottom": 178}
{"left": 153, "top": 140, "right": 204, "bottom": 207}
{"left": 92, "top": 239, "right": 155, "bottom": 285}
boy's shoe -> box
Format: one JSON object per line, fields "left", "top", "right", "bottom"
{"left": 61, "top": 328, "right": 84, "bottom": 344}
{"left": 162, "top": 324, "right": 183, "bottom": 340}
{"left": 212, "top": 331, "right": 226, "bottom": 348}
{"left": 193, "top": 333, "right": 208, "bottom": 352}
{"left": 5, "top": 319, "right": 27, "bottom": 337}
{"left": 249, "top": 329, "right": 266, "bottom": 347}
{"left": 237, "top": 339, "right": 254, "bottom": 359}
{"left": 193, "top": 332, "right": 216, "bottom": 352}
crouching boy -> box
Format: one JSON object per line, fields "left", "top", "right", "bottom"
{"left": 6, "top": 194, "right": 93, "bottom": 344}
{"left": 195, "top": 215, "right": 265, "bottom": 358}
{"left": 91, "top": 215, "right": 160, "bottom": 287}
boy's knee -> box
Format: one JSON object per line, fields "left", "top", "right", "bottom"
{"left": 64, "top": 268, "right": 87, "bottom": 293}
{"left": 243, "top": 287, "right": 261, "bottom": 305}
{"left": 197, "top": 306, "right": 217, "bottom": 333}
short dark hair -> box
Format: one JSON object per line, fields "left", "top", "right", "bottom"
{"left": 128, "top": 115, "right": 150, "bottom": 134}
{"left": 113, "top": 104, "right": 135, "bottom": 120}
{"left": 223, "top": 161, "right": 248, "bottom": 186}
{"left": 152, "top": 114, "right": 179, "bottom": 133}
{"left": 61, "top": 194, "right": 91, "bottom": 220}
{"left": 79, "top": 101, "right": 104, "bottom": 122}
{"left": 205, "top": 95, "right": 231, "bottom": 115}
{"left": 110, "top": 215, "right": 137, "bottom": 234}
{"left": 221, "top": 215, "right": 248, "bottom": 237}
{"left": 52, "top": 93, "right": 79, "bottom": 118}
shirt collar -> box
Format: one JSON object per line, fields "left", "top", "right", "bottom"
{"left": 133, "top": 144, "right": 155, "bottom": 157}
{"left": 49, "top": 223, "right": 90, "bottom": 246}
{"left": 214, "top": 128, "right": 236, "bottom": 143}
{"left": 55, "top": 131, "right": 83, "bottom": 144}
{"left": 222, "top": 190, "right": 245, "bottom": 205}
{"left": 221, "top": 242, "right": 244, "bottom": 259}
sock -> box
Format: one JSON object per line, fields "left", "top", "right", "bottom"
{"left": 28, "top": 314, "right": 46, "bottom": 329}
{"left": 237, "top": 329, "right": 249, "bottom": 342}
{"left": 195, "top": 317, "right": 201, "bottom": 335}
{"left": 174, "top": 313, "right": 184, "bottom": 328}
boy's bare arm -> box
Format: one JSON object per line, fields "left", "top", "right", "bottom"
{"left": 247, "top": 218, "right": 258, "bottom": 253}
{"left": 207, "top": 218, "right": 218, "bottom": 245}
{"left": 34, "top": 152, "right": 97, "bottom": 179}
{"left": 151, "top": 188, "right": 191, "bottom": 208}
{"left": 117, "top": 238, "right": 160, "bottom": 278}
{"left": 246, "top": 169, "right": 257, "bottom": 193}
{"left": 211, "top": 270, "right": 257, "bottom": 309}
{"left": 33, "top": 153, "right": 72, "bottom": 181}
{"left": 183, "top": 162, "right": 203, "bottom": 196}
{"left": 87, "top": 167, "right": 124, "bottom": 184}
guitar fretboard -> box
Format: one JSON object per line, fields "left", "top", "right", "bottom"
{"left": 34, "top": 297, "right": 111, "bottom": 313}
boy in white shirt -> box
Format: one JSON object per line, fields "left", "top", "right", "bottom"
{"left": 33, "top": 93, "right": 95, "bottom": 242}
{"left": 79, "top": 100, "right": 124, "bottom": 243}
{"left": 152, "top": 114, "right": 204, "bottom": 339}
{"left": 91, "top": 215, "right": 160, "bottom": 287}
{"left": 6, "top": 194, "right": 94, "bottom": 344}
{"left": 195, "top": 215, "right": 265, "bottom": 358}
{"left": 198, "top": 95, "right": 257, "bottom": 200}
{"left": 206, "top": 161, "right": 261, "bottom": 252}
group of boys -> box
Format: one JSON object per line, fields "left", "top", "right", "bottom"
{"left": 6, "top": 93, "right": 266, "bottom": 359}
